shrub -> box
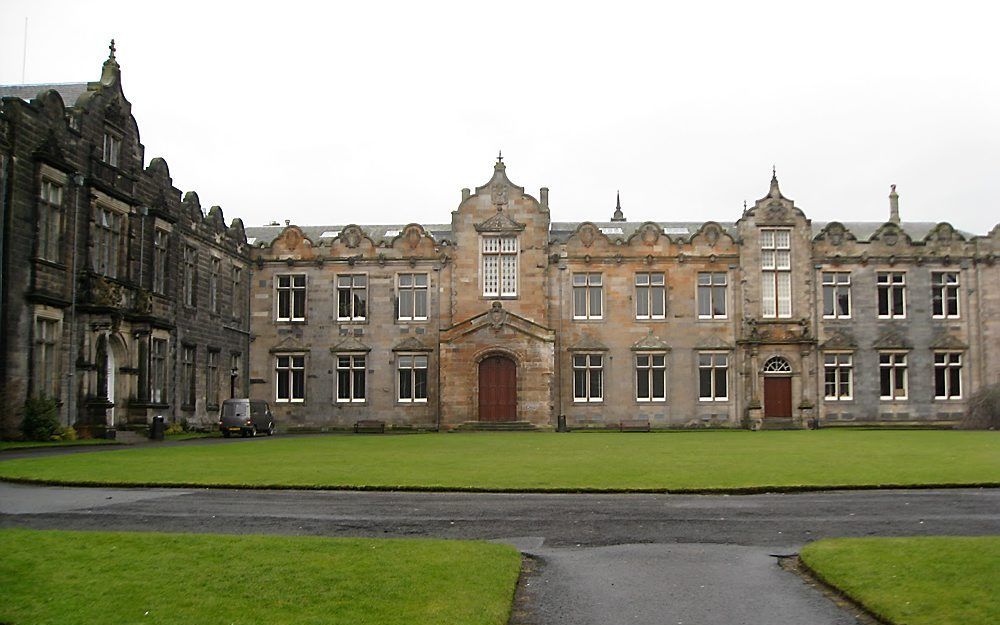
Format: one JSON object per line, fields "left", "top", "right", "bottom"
{"left": 22, "top": 397, "right": 60, "bottom": 441}
{"left": 164, "top": 422, "right": 185, "bottom": 436}
{"left": 56, "top": 426, "right": 77, "bottom": 441}
{"left": 962, "top": 384, "right": 1000, "bottom": 429}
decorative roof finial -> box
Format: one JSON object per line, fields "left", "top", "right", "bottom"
{"left": 611, "top": 190, "right": 625, "bottom": 222}
{"left": 109, "top": 39, "right": 116, "bottom": 60}
{"left": 889, "top": 184, "right": 900, "bottom": 224}
{"left": 768, "top": 165, "right": 783, "bottom": 199}
{"left": 497, "top": 150, "right": 503, "bottom": 164}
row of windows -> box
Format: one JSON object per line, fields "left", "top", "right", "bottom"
{"left": 179, "top": 345, "right": 242, "bottom": 408}
{"left": 824, "top": 271, "right": 961, "bottom": 319}
{"left": 824, "top": 352, "right": 964, "bottom": 401}
{"left": 275, "top": 353, "right": 429, "bottom": 403}
{"left": 572, "top": 352, "right": 730, "bottom": 402}
{"left": 181, "top": 244, "right": 243, "bottom": 318}
{"left": 276, "top": 273, "right": 430, "bottom": 322}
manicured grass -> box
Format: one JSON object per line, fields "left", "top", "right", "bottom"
{"left": 0, "top": 529, "right": 521, "bottom": 625}
{"left": 801, "top": 537, "right": 1000, "bottom": 625}
{"left": 0, "top": 430, "right": 996, "bottom": 492}
{"left": 0, "top": 438, "right": 119, "bottom": 452}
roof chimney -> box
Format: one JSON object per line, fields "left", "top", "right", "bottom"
{"left": 540, "top": 187, "right": 549, "bottom": 209}
{"left": 889, "top": 184, "right": 900, "bottom": 224}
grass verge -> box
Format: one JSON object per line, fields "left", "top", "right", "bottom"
{"left": 0, "top": 439, "right": 119, "bottom": 452}
{"left": 0, "top": 529, "right": 521, "bottom": 625}
{"left": 0, "top": 430, "right": 996, "bottom": 492}
{"left": 800, "top": 537, "right": 1000, "bottom": 625}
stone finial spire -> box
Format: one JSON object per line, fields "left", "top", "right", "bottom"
{"left": 100, "top": 38, "right": 121, "bottom": 85}
{"left": 768, "top": 165, "right": 783, "bottom": 199}
{"left": 889, "top": 184, "right": 900, "bottom": 224}
{"left": 109, "top": 39, "right": 117, "bottom": 61}
{"left": 611, "top": 191, "right": 626, "bottom": 222}
{"left": 495, "top": 150, "right": 505, "bottom": 170}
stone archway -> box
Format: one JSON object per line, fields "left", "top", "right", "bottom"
{"left": 762, "top": 356, "right": 792, "bottom": 419}
{"left": 478, "top": 355, "right": 517, "bottom": 422}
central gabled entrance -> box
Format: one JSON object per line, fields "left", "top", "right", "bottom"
{"left": 478, "top": 355, "right": 517, "bottom": 422}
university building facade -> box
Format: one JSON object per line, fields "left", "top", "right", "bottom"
{"left": 2, "top": 49, "right": 999, "bottom": 433}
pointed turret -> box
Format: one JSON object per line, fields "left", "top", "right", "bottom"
{"left": 611, "top": 191, "right": 625, "bottom": 222}
{"left": 889, "top": 184, "right": 900, "bottom": 224}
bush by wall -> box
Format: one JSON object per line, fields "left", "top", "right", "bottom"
{"left": 962, "top": 384, "right": 1000, "bottom": 429}
{"left": 21, "top": 397, "right": 60, "bottom": 441}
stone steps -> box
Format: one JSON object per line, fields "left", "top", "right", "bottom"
{"left": 759, "top": 417, "right": 804, "bottom": 430}
{"left": 455, "top": 421, "right": 539, "bottom": 431}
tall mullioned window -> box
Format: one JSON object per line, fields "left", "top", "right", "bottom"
{"left": 182, "top": 345, "right": 196, "bottom": 407}
{"left": 698, "top": 353, "right": 728, "bottom": 401}
{"left": 697, "top": 272, "right": 727, "bottom": 319}
{"left": 572, "top": 273, "right": 603, "bottom": 320}
{"left": 879, "top": 352, "right": 907, "bottom": 400}
{"left": 33, "top": 317, "right": 60, "bottom": 399}
{"left": 934, "top": 353, "right": 962, "bottom": 399}
{"left": 37, "top": 179, "right": 63, "bottom": 262}
{"left": 573, "top": 353, "right": 603, "bottom": 402}
{"left": 93, "top": 207, "right": 123, "bottom": 278}
{"left": 102, "top": 131, "right": 121, "bottom": 167}
{"left": 210, "top": 258, "right": 221, "bottom": 314}
{"left": 276, "top": 274, "right": 306, "bottom": 321}
{"left": 397, "top": 273, "right": 428, "bottom": 321}
{"left": 153, "top": 229, "right": 168, "bottom": 294}
{"left": 822, "top": 272, "right": 851, "bottom": 318}
{"left": 183, "top": 246, "right": 197, "bottom": 307}
{"left": 760, "top": 229, "right": 791, "bottom": 318}
{"left": 877, "top": 272, "right": 906, "bottom": 318}
{"left": 635, "top": 273, "right": 665, "bottom": 319}
{"left": 276, "top": 355, "right": 305, "bottom": 402}
{"left": 931, "top": 272, "right": 960, "bottom": 318}
{"left": 336, "top": 354, "right": 366, "bottom": 403}
{"left": 150, "top": 338, "right": 167, "bottom": 404}
{"left": 482, "top": 236, "right": 517, "bottom": 297}
{"left": 823, "top": 353, "right": 853, "bottom": 400}
{"left": 337, "top": 274, "right": 367, "bottom": 321}
{"left": 635, "top": 353, "right": 666, "bottom": 402}
{"left": 397, "top": 354, "right": 428, "bottom": 403}
{"left": 231, "top": 266, "right": 242, "bottom": 320}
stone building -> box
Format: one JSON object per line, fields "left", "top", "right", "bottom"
{"left": 246, "top": 159, "right": 1000, "bottom": 430}
{"left": 0, "top": 44, "right": 251, "bottom": 435}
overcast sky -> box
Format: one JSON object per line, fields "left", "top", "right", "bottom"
{"left": 1, "top": 1, "right": 998, "bottom": 234}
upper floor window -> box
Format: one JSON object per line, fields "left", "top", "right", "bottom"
{"left": 183, "top": 246, "right": 198, "bottom": 307}
{"left": 336, "top": 354, "right": 367, "bottom": 403}
{"left": 697, "top": 272, "right": 727, "bottom": 319}
{"left": 337, "top": 274, "right": 367, "bottom": 321}
{"left": 276, "top": 274, "right": 306, "bottom": 321}
{"left": 397, "top": 273, "right": 428, "bottom": 321}
{"left": 482, "top": 236, "right": 517, "bottom": 297}
{"left": 931, "top": 272, "right": 960, "bottom": 319}
{"left": 573, "top": 273, "right": 603, "bottom": 320}
{"left": 879, "top": 352, "right": 907, "bottom": 400}
{"left": 276, "top": 354, "right": 305, "bottom": 402}
{"left": 635, "top": 353, "right": 666, "bottom": 402}
{"left": 93, "top": 206, "right": 123, "bottom": 278}
{"left": 210, "top": 258, "right": 221, "bottom": 314}
{"left": 153, "top": 229, "right": 168, "bottom": 294}
{"left": 397, "top": 354, "right": 428, "bottom": 403}
{"left": 206, "top": 350, "right": 220, "bottom": 408}
{"left": 37, "top": 179, "right": 63, "bottom": 262}
{"left": 231, "top": 265, "right": 243, "bottom": 320}
{"left": 33, "top": 316, "right": 60, "bottom": 399}
{"left": 877, "top": 272, "right": 906, "bottom": 319}
{"left": 823, "top": 353, "right": 853, "bottom": 401}
{"left": 698, "top": 352, "right": 729, "bottom": 401}
{"left": 573, "top": 353, "right": 604, "bottom": 402}
{"left": 635, "top": 273, "right": 665, "bottom": 320}
{"left": 760, "top": 228, "right": 791, "bottom": 318}
{"left": 102, "top": 131, "right": 121, "bottom": 167}
{"left": 934, "top": 352, "right": 962, "bottom": 399}
{"left": 822, "top": 272, "right": 851, "bottom": 319}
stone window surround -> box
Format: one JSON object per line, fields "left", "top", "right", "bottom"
{"left": 933, "top": 351, "right": 963, "bottom": 400}
{"left": 877, "top": 271, "right": 907, "bottom": 320}
{"left": 32, "top": 305, "right": 64, "bottom": 401}
{"left": 396, "top": 352, "right": 429, "bottom": 404}
{"left": 334, "top": 352, "right": 367, "bottom": 404}
{"left": 760, "top": 227, "right": 792, "bottom": 319}
{"left": 480, "top": 235, "right": 518, "bottom": 299}
{"left": 91, "top": 192, "right": 129, "bottom": 280}
{"left": 697, "top": 271, "right": 728, "bottom": 321}
{"left": 634, "top": 272, "right": 666, "bottom": 321}
{"left": 396, "top": 272, "right": 430, "bottom": 322}
{"left": 572, "top": 272, "right": 603, "bottom": 321}
{"left": 878, "top": 350, "right": 909, "bottom": 401}
{"left": 822, "top": 351, "right": 853, "bottom": 401}
{"left": 634, "top": 351, "right": 667, "bottom": 403}
{"left": 275, "top": 273, "right": 308, "bottom": 322}
{"left": 36, "top": 164, "right": 67, "bottom": 264}
{"left": 572, "top": 352, "right": 604, "bottom": 403}
{"left": 697, "top": 351, "right": 730, "bottom": 402}
{"left": 336, "top": 272, "right": 368, "bottom": 322}
{"left": 275, "top": 352, "right": 307, "bottom": 403}
{"left": 822, "top": 271, "right": 852, "bottom": 319}
{"left": 931, "top": 271, "right": 961, "bottom": 319}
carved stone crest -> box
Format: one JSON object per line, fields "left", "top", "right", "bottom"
{"left": 341, "top": 226, "right": 363, "bottom": 249}
{"left": 487, "top": 301, "right": 507, "bottom": 330}
{"left": 579, "top": 225, "right": 597, "bottom": 248}
{"left": 703, "top": 224, "right": 720, "bottom": 247}
{"left": 827, "top": 223, "right": 845, "bottom": 246}
{"left": 882, "top": 230, "right": 899, "bottom": 247}
{"left": 404, "top": 226, "right": 422, "bottom": 250}
{"left": 640, "top": 224, "right": 659, "bottom": 246}
{"left": 765, "top": 203, "right": 787, "bottom": 221}
{"left": 491, "top": 183, "right": 508, "bottom": 208}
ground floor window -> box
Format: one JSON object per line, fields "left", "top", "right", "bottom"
{"left": 635, "top": 353, "right": 666, "bottom": 401}
{"left": 276, "top": 354, "right": 305, "bottom": 402}
{"left": 397, "top": 353, "right": 428, "bottom": 403}
{"left": 698, "top": 352, "right": 728, "bottom": 401}
{"left": 879, "top": 352, "right": 908, "bottom": 400}
{"left": 206, "top": 350, "right": 220, "bottom": 408}
{"left": 336, "top": 354, "right": 367, "bottom": 402}
{"left": 573, "top": 353, "right": 604, "bottom": 402}
{"left": 934, "top": 352, "right": 962, "bottom": 399}
{"left": 823, "top": 353, "right": 853, "bottom": 400}
{"left": 182, "top": 345, "right": 196, "bottom": 407}
{"left": 151, "top": 338, "right": 167, "bottom": 403}
{"left": 33, "top": 316, "right": 60, "bottom": 399}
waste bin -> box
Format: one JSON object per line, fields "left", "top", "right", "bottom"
{"left": 149, "top": 415, "right": 165, "bottom": 441}
{"left": 557, "top": 414, "right": 567, "bottom": 432}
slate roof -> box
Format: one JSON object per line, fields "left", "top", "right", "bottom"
{"left": 811, "top": 222, "right": 975, "bottom": 241}
{"left": 243, "top": 224, "right": 453, "bottom": 247}
{"left": 549, "top": 221, "right": 738, "bottom": 243}
{"left": 0, "top": 82, "right": 88, "bottom": 106}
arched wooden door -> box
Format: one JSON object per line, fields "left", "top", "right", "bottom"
{"left": 762, "top": 357, "right": 793, "bottom": 418}
{"left": 478, "top": 356, "right": 517, "bottom": 422}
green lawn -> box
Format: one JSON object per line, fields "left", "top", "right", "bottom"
{"left": 0, "top": 438, "right": 119, "bottom": 452}
{"left": 0, "top": 529, "right": 521, "bottom": 625}
{"left": 0, "top": 430, "right": 996, "bottom": 492}
{"left": 801, "top": 537, "right": 1000, "bottom": 625}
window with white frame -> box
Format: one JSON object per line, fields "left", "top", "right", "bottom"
{"left": 182, "top": 345, "right": 196, "bottom": 407}
{"left": 206, "top": 350, "right": 220, "bottom": 408}
{"left": 636, "top": 353, "right": 666, "bottom": 402}
{"left": 231, "top": 265, "right": 242, "bottom": 320}
{"left": 934, "top": 352, "right": 962, "bottom": 399}
{"left": 183, "top": 246, "right": 197, "bottom": 307}
{"left": 879, "top": 352, "right": 908, "bottom": 400}
{"left": 482, "top": 236, "right": 518, "bottom": 297}
{"left": 822, "top": 272, "right": 852, "bottom": 319}
{"left": 33, "top": 316, "right": 60, "bottom": 399}
{"left": 210, "top": 258, "right": 221, "bottom": 314}
{"left": 397, "top": 354, "right": 428, "bottom": 403}
{"left": 93, "top": 206, "right": 123, "bottom": 278}
{"left": 877, "top": 272, "right": 906, "bottom": 318}
{"left": 760, "top": 228, "right": 792, "bottom": 318}
{"left": 336, "top": 274, "right": 367, "bottom": 321}
{"left": 697, "top": 272, "right": 727, "bottom": 319}
{"left": 102, "top": 131, "right": 121, "bottom": 167}
{"left": 335, "top": 354, "right": 366, "bottom": 403}
{"left": 635, "top": 273, "right": 665, "bottom": 319}
{"left": 150, "top": 338, "right": 167, "bottom": 404}
{"left": 823, "top": 353, "right": 853, "bottom": 400}
{"left": 572, "top": 273, "right": 603, "bottom": 320}
{"left": 276, "top": 274, "right": 306, "bottom": 321}
{"left": 931, "top": 272, "right": 960, "bottom": 318}
{"left": 698, "top": 352, "right": 729, "bottom": 401}
{"left": 153, "top": 229, "right": 168, "bottom": 294}
{"left": 397, "top": 273, "right": 428, "bottom": 321}
{"left": 573, "top": 353, "right": 604, "bottom": 402}
{"left": 276, "top": 354, "right": 305, "bottom": 402}
{"left": 37, "top": 179, "right": 63, "bottom": 262}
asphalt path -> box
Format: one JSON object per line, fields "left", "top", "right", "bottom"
{"left": 2, "top": 443, "right": 998, "bottom": 624}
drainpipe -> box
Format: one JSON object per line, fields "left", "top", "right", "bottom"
{"left": 67, "top": 172, "right": 85, "bottom": 426}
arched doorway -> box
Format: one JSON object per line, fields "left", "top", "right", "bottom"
{"left": 478, "top": 355, "right": 516, "bottom": 422}
{"left": 762, "top": 356, "right": 792, "bottom": 418}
